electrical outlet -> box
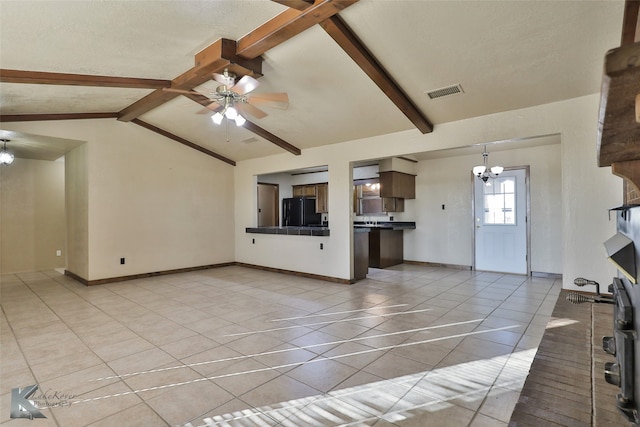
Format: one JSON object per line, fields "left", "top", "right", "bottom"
{"left": 120, "top": 258, "right": 125, "bottom": 265}
{"left": 320, "top": 243, "right": 324, "bottom": 250}
{"left": 56, "top": 250, "right": 62, "bottom": 257}
{"left": 252, "top": 238, "right": 255, "bottom": 244}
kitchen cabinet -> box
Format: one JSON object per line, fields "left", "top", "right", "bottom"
{"left": 369, "top": 228, "right": 404, "bottom": 268}
{"left": 382, "top": 197, "right": 404, "bottom": 212}
{"left": 354, "top": 183, "right": 404, "bottom": 214}
{"left": 293, "top": 184, "right": 316, "bottom": 197}
{"left": 353, "top": 229, "right": 369, "bottom": 280}
{"left": 379, "top": 171, "right": 416, "bottom": 199}
{"left": 315, "top": 183, "right": 328, "bottom": 213}
{"left": 293, "top": 183, "right": 328, "bottom": 213}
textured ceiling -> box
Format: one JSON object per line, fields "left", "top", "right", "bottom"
{"left": 0, "top": 0, "right": 625, "bottom": 163}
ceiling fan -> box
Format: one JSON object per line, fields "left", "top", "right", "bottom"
{"left": 163, "top": 69, "right": 289, "bottom": 127}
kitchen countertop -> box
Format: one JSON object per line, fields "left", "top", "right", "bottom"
{"left": 246, "top": 226, "right": 330, "bottom": 236}
{"left": 353, "top": 221, "right": 416, "bottom": 230}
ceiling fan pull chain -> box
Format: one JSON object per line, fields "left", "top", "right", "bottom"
{"left": 225, "top": 115, "right": 230, "bottom": 143}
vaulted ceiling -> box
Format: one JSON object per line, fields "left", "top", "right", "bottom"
{"left": 0, "top": 0, "right": 625, "bottom": 164}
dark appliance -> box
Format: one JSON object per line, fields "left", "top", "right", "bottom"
{"left": 282, "top": 196, "right": 321, "bottom": 226}
{"left": 603, "top": 206, "right": 640, "bottom": 424}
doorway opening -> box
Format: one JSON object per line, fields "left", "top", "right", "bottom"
{"left": 257, "top": 183, "right": 279, "bottom": 227}
{"left": 473, "top": 166, "right": 530, "bottom": 275}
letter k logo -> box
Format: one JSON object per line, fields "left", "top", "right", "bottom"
{"left": 10, "top": 385, "right": 46, "bottom": 419}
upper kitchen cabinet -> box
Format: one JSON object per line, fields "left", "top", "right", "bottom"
{"left": 293, "top": 183, "right": 328, "bottom": 213}
{"left": 315, "top": 183, "right": 328, "bottom": 213}
{"left": 293, "top": 184, "right": 316, "bottom": 197}
{"left": 379, "top": 171, "right": 416, "bottom": 199}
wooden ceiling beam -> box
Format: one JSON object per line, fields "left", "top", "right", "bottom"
{"left": 0, "top": 69, "right": 170, "bottom": 89}
{"left": 270, "top": 0, "right": 315, "bottom": 12}
{"left": 131, "top": 119, "right": 236, "bottom": 166}
{"left": 243, "top": 120, "right": 301, "bottom": 155}
{"left": 320, "top": 15, "right": 433, "bottom": 134}
{"left": 238, "top": 0, "right": 359, "bottom": 59}
{"left": 118, "top": 39, "right": 263, "bottom": 122}
{"left": 0, "top": 112, "right": 119, "bottom": 122}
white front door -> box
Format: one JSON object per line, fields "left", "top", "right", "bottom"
{"left": 474, "top": 168, "right": 528, "bottom": 274}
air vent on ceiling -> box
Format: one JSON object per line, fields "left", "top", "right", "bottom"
{"left": 241, "top": 137, "right": 258, "bottom": 144}
{"left": 425, "top": 84, "right": 464, "bottom": 100}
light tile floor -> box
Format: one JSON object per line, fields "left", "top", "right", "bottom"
{"left": 1, "top": 264, "right": 561, "bottom": 426}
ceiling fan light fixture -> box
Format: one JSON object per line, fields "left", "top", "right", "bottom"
{"left": 225, "top": 106, "right": 238, "bottom": 120}
{"left": 235, "top": 115, "right": 246, "bottom": 126}
{"left": 212, "top": 112, "right": 224, "bottom": 125}
{"left": 0, "top": 139, "right": 15, "bottom": 165}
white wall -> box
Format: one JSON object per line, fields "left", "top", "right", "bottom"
{"left": 3, "top": 119, "right": 236, "bottom": 281}
{"left": 235, "top": 94, "right": 621, "bottom": 288}
{"left": 404, "top": 143, "right": 563, "bottom": 274}
{"left": 1, "top": 157, "right": 66, "bottom": 273}
{"left": 66, "top": 144, "right": 89, "bottom": 278}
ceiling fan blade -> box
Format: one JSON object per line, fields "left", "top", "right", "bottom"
{"left": 197, "top": 101, "right": 221, "bottom": 114}
{"left": 248, "top": 92, "right": 289, "bottom": 110}
{"left": 236, "top": 102, "right": 268, "bottom": 119}
{"left": 231, "top": 75, "right": 260, "bottom": 95}
{"left": 212, "top": 72, "right": 235, "bottom": 88}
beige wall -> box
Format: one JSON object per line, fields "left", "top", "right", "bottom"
{"left": 1, "top": 158, "right": 66, "bottom": 274}
{"left": 1, "top": 94, "right": 623, "bottom": 290}
{"left": 65, "top": 144, "right": 89, "bottom": 278}
{"left": 234, "top": 94, "right": 621, "bottom": 290}
{"left": 404, "top": 143, "right": 563, "bottom": 274}
{"left": 2, "top": 119, "right": 236, "bottom": 281}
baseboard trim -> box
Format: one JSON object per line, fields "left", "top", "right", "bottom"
{"left": 65, "top": 261, "right": 351, "bottom": 286}
{"left": 65, "top": 262, "right": 236, "bottom": 286}
{"left": 403, "top": 260, "right": 472, "bottom": 270}
{"left": 235, "top": 262, "right": 352, "bottom": 284}
{"left": 531, "top": 271, "right": 563, "bottom": 279}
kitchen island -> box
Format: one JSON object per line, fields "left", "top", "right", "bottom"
{"left": 353, "top": 222, "right": 416, "bottom": 277}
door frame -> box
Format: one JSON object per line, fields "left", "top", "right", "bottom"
{"left": 471, "top": 165, "right": 531, "bottom": 275}
{"left": 257, "top": 182, "right": 279, "bottom": 227}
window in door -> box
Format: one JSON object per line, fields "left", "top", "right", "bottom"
{"left": 483, "top": 176, "right": 516, "bottom": 225}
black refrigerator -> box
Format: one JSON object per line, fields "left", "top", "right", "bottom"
{"left": 282, "top": 197, "right": 321, "bottom": 226}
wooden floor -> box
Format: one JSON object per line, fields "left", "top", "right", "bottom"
{"left": 509, "top": 290, "right": 633, "bottom": 426}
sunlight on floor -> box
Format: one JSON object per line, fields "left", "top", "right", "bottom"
{"left": 184, "top": 347, "right": 537, "bottom": 426}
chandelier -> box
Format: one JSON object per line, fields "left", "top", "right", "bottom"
{"left": 472, "top": 145, "right": 503, "bottom": 182}
{"left": 0, "top": 139, "right": 15, "bottom": 165}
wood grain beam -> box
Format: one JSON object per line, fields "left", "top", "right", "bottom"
{"left": 118, "top": 39, "right": 263, "bottom": 122}
{"left": 621, "top": 0, "right": 640, "bottom": 46}
{"left": 0, "top": 112, "right": 119, "bottom": 122}
{"left": 597, "top": 41, "right": 640, "bottom": 166}
{"left": 320, "top": 15, "right": 433, "bottom": 134}
{"left": 175, "top": 92, "right": 301, "bottom": 155}
{"left": 271, "top": 0, "right": 314, "bottom": 11}
{"left": 243, "top": 120, "right": 301, "bottom": 155}
{"left": 0, "top": 69, "right": 171, "bottom": 89}
{"left": 131, "top": 119, "right": 236, "bottom": 166}
{"left": 238, "top": 0, "right": 359, "bottom": 59}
